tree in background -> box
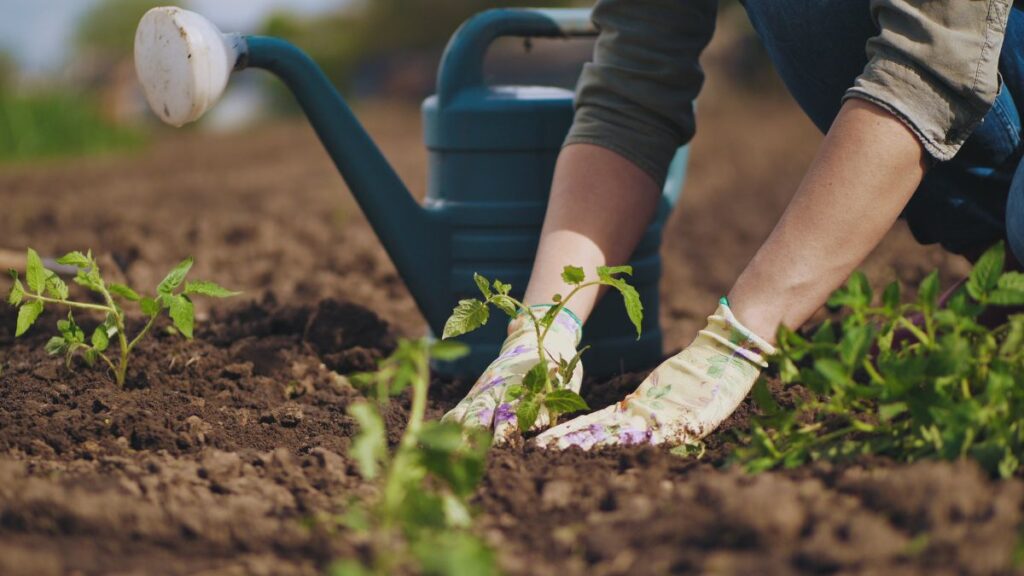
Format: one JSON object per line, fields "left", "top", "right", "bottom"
{"left": 75, "top": 0, "right": 171, "bottom": 123}
{"left": 0, "top": 52, "right": 15, "bottom": 92}
{"left": 76, "top": 0, "right": 172, "bottom": 62}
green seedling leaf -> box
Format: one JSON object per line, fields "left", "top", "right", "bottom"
{"left": 998, "top": 271, "right": 1024, "bottom": 292}
{"left": 184, "top": 280, "right": 240, "bottom": 298}
{"left": 108, "top": 283, "right": 141, "bottom": 301}
{"left": 430, "top": 340, "right": 469, "bottom": 361}
{"left": 539, "top": 305, "right": 559, "bottom": 328}
{"left": 882, "top": 281, "right": 901, "bottom": 313}
{"left": 522, "top": 361, "right": 548, "bottom": 394}
{"left": 56, "top": 251, "right": 91, "bottom": 268}
{"left": 25, "top": 248, "right": 45, "bottom": 294}
{"left": 967, "top": 241, "right": 1004, "bottom": 300}
{"left": 492, "top": 279, "right": 511, "bottom": 296}
{"left": 419, "top": 422, "right": 490, "bottom": 498}
{"left": 504, "top": 384, "right": 525, "bottom": 401}
{"left": 45, "top": 336, "right": 67, "bottom": 356}
{"left": 559, "top": 346, "right": 589, "bottom": 385}
{"left": 597, "top": 265, "right": 633, "bottom": 279}
{"left": 57, "top": 313, "right": 84, "bottom": 343}
{"left": 7, "top": 272, "right": 24, "bottom": 306}
{"left": 412, "top": 531, "right": 497, "bottom": 576}
{"left": 44, "top": 271, "right": 68, "bottom": 300}
{"left": 473, "top": 273, "right": 491, "bottom": 299}
{"left": 348, "top": 401, "right": 387, "bottom": 480}
{"left": 544, "top": 389, "right": 589, "bottom": 414}
{"left": 158, "top": 257, "right": 194, "bottom": 295}
{"left": 918, "top": 270, "right": 940, "bottom": 312}
{"left": 490, "top": 295, "right": 518, "bottom": 317}
{"left": 988, "top": 289, "right": 1024, "bottom": 306}
{"left": 814, "top": 358, "right": 848, "bottom": 388}
{"left": 516, "top": 398, "right": 541, "bottom": 431}
{"left": 828, "top": 271, "right": 871, "bottom": 310}
{"left": 73, "top": 268, "right": 103, "bottom": 293}
{"left": 878, "top": 402, "right": 908, "bottom": 421}
{"left": 442, "top": 299, "right": 489, "bottom": 339}
{"left": 91, "top": 326, "right": 110, "bottom": 352}
{"left": 561, "top": 265, "right": 585, "bottom": 286}
{"left": 168, "top": 295, "right": 195, "bottom": 339}
{"left": 751, "top": 378, "right": 781, "bottom": 415}
{"left": 16, "top": 300, "right": 43, "bottom": 336}
{"left": 140, "top": 297, "right": 160, "bottom": 316}
{"left": 602, "top": 275, "right": 643, "bottom": 338}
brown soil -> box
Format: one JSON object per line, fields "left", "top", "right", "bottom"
{"left": 0, "top": 23, "right": 1011, "bottom": 576}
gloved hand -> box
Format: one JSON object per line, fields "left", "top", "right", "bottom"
{"left": 442, "top": 305, "right": 583, "bottom": 444}
{"left": 535, "top": 298, "right": 775, "bottom": 450}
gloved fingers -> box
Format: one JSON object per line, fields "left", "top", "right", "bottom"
{"left": 492, "top": 404, "right": 554, "bottom": 445}
{"left": 442, "top": 391, "right": 500, "bottom": 430}
{"left": 490, "top": 402, "right": 519, "bottom": 445}
{"left": 535, "top": 405, "right": 625, "bottom": 450}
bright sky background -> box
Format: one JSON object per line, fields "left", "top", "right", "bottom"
{"left": 0, "top": 0, "right": 349, "bottom": 74}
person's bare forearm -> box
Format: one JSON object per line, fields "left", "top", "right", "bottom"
{"left": 728, "top": 99, "right": 928, "bottom": 341}
{"left": 524, "top": 144, "right": 661, "bottom": 321}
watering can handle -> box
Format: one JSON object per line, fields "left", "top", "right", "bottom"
{"left": 437, "top": 8, "right": 596, "bottom": 105}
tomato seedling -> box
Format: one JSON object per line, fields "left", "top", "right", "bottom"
{"left": 7, "top": 249, "right": 237, "bottom": 386}
{"left": 738, "top": 241, "right": 1024, "bottom": 478}
{"left": 441, "top": 265, "right": 643, "bottom": 432}
{"left": 334, "top": 339, "right": 496, "bottom": 576}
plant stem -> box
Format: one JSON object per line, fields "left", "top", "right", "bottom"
{"left": 127, "top": 314, "right": 159, "bottom": 351}
{"left": 94, "top": 280, "right": 130, "bottom": 387}
{"left": 382, "top": 344, "right": 430, "bottom": 527}
{"left": 97, "top": 352, "right": 118, "bottom": 376}
{"left": 24, "top": 293, "right": 113, "bottom": 313}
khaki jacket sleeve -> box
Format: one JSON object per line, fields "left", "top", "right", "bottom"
{"left": 845, "top": 0, "right": 1013, "bottom": 161}
{"left": 564, "top": 0, "right": 717, "bottom": 187}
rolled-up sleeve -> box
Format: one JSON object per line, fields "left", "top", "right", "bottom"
{"left": 564, "top": 0, "right": 717, "bottom": 187}
{"left": 845, "top": 0, "right": 1012, "bottom": 161}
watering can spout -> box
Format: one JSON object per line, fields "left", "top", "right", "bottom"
{"left": 135, "top": 7, "right": 450, "bottom": 330}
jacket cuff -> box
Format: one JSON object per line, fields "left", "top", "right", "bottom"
{"left": 844, "top": 55, "right": 997, "bottom": 162}
{"left": 564, "top": 103, "right": 686, "bottom": 188}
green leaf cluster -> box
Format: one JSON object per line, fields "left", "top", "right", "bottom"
{"left": 442, "top": 266, "right": 643, "bottom": 432}
{"left": 339, "top": 339, "right": 497, "bottom": 576}
{"left": 6, "top": 248, "right": 238, "bottom": 386}
{"left": 736, "top": 242, "right": 1024, "bottom": 478}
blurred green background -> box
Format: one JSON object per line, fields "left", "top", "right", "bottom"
{"left": 0, "top": 0, "right": 768, "bottom": 164}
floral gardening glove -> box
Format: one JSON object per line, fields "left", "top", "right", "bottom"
{"left": 442, "top": 305, "right": 583, "bottom": 444}
{"left": 536, "top": 298, "right": 775, "bottom": 450}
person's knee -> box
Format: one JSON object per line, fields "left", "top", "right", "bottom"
{"left": 740, "top": 0, "right": 874, "bottom": 132}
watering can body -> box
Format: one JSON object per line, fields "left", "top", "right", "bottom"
{"left": 134, "top": 7, "right": 687, "bottom": 378}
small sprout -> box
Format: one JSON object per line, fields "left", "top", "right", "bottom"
{"left": 6, "top": 249, "right": 238, "bottom": 386}
{"left": 342, "top": 339, "right": 496, "bottom": 575}
{"left": 735, "top": 241, "right": 1024, "bottom": 478}
{"left": 442, "top": 264, "right": 645, "bottom": 434}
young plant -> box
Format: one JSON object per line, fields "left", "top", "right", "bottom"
{"left": 441, "top": 265, "right": 643, "bottom": 432}
{"left": 333, "top": 339, "right": 496, "bottom": 576}
{"left": 736, "top": 241, "right": 1024, "bottom": 478}
{"left": 7, "top": 248, "right": 237, "bottom": 386}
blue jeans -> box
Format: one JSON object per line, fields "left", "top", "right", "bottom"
{"left": 742, "top": 0, "right": 1024, "bottom": 262}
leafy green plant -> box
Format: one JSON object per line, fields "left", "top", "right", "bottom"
{"left": 737, "top": 241, "right": 1024, "bottom": 478}
{"left": 0, "top": 92, "right": 144, "bottom": 163}
{"left": 332, "top": 339, "right": 496, "bottom": 576}
{"left": 7, "top": 249, "right": 237, "bottom": 386}
{"left": 441, "top": 265, "right": 643, "bottom": 432}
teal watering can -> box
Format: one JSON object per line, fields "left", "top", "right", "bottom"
{"left": 134, "top": 6, "right": 688, "bottom": 377}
